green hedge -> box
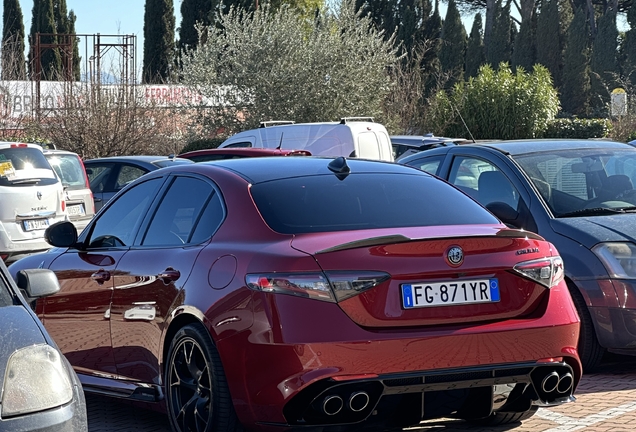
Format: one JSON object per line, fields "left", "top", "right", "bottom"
{"left": 179, "top": 137, "right": 226, "bottom": 154}
{"left": 541, "top": 118, "right": 612, "bottom": 139}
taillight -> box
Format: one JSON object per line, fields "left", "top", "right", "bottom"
{"left": 245, "top": 271, "right": 390, "bottom": 302}
{"left": 513, "top": 256, "right": 564, "bottom": 288}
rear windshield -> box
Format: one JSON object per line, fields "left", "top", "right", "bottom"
{"left": 251, "top": 173, "right": 499, "bottom": 234}
{"left": 0, "top": 147, "right": 57, "bottom": 187}
{"left": 46, "top": 153, "right": 88, "bottom": 190}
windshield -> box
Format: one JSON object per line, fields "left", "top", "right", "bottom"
{"left": 251, "top": 173, "right": 499, "bottom": 234}
{"left": 46, "top": 153, "right": 88, "bottom": 190}
{"left": 514, "top": 148, "right": 636, "bottom": 217}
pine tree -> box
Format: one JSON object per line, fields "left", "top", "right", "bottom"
{"left": 512, "top": 13, "right": 535, "bottom": 72}
{"left": 589, "top": 9, "right": 618, "bottom": 115}
{"left": 536, "top": 0, "right": 563, "bottom": 88}
{"left": 439, "top": 0, "right": 467, "bottom": 88}
{"left": 465, "top": 13, "right": 485, "bottom": 78}
{"left": 178, "top": 0, "right": 212, "bottom": 53}
{"left": 29, "top": 0, "right": 61, "bottom": 80}
{"left": 486, "top": 0, "right": 512, "bottom": 67}
{"left": 561, "top": 7, "right": 590, "bottom": 116}
{"left": 2, "top": 0, "right": 26, "bottom": 80}
{"left": 143, "top": 0, "right": 175, "bottom": 83}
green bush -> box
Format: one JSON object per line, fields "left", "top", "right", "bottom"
{"left": 426, "top": 63, "right": 560, "bottom": 140}
{"left": 179, "top": 137, "right": 226, "bottom": 154}
{"left": 541, "top": 118, "right": 612, "bottom": 138}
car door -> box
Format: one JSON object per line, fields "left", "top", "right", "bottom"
{"left": 41, "top": 177, "right": 165, "bottom": 377}
{"left": 109, "top": 174, "right": 225, "bottom": 383}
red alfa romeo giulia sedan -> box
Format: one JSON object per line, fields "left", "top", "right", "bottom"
{"left": 9, "top": 156, "right": 581, "bottom": 432}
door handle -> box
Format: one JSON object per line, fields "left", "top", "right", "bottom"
{"left": 158, "top": 269, "right": 180, "bottom": 284}
{"left": 91, "top": 269, "right": 111, "bottom": 285}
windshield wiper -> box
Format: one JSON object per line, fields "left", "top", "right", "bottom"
{"left": 8, "top": 178, "right": 41, "bottom": 185}
{"left": 558, "top": 207, "right": 636, "bottom": 218}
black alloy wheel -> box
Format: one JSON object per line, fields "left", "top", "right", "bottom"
{"left": 165, "top": 324, "right": 242, "bottom": 432}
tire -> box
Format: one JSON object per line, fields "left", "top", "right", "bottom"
{"left": 469, "top": 406, "right": 538, "bottom": 426}
{"left": 165, "top": 324, "right": 243, "bottom": 432}
{"left": 567, "top": 282, "right": 605, "bottom": 372}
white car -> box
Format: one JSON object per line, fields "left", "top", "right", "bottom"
{"left": 219, "top": 118, "right": 395, "bottom": 162}
{"left": 0, "top": 142, "right": 67, "bottom": 262}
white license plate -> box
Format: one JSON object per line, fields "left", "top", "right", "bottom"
{"left": 67, "top": 204, "right": 85, "bottom": 216}
{"left": 22, "top": 218, "right": 50, "bottom": 231}
{"left": 401, "top": 278, "right": 500, "bottom": 308}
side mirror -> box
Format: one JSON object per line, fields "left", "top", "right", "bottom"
{"left": 486, "top": 202, "right": 520, "bottom": 227}
{"left": 16, "top": 269, "right": 61, "bottom": 300}
{"left": 45, "top": 221, "right": 78, "bottom": 247}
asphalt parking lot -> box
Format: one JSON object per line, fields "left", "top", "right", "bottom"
{"left": 86, "top": 354, "right": 635, "bottom": 432}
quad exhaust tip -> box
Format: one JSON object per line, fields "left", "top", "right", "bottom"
{"left": 557, "top": 372, "right": 573, "bottom": 394}
{"left": 322, "top": 395, "right": 343, "bottom": 416}
{"left": 349, "top": 391, "right": 370, "bottom": 412}
{"left": 540, "top": 370, "right": 574, "bottom": 395}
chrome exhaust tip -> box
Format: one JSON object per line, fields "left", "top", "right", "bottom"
{"left": 541, "top": 371, "right": 560, "bottom": 393}
{"left": 349, "top": 391, "right": 370, "bottom": 412}
{"left": 557, "top": 372, "right": 574, "bottom": 394}
{"left": 322, "top": 395, "right": 343, "bottom": 416}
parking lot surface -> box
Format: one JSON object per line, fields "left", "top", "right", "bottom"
{"left": 87, "top": 354, "right": 635, "bottom": 432}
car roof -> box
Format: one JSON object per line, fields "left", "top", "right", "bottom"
{"left": 465, "top": 139, "right": 632, "bottom": 156}
{"left": 203, "top": 156, "right": 423, "bottom": 184}
{"left": 43, "top": 149, "right": 80, "bottom": 156}
{"left": 179, "top": 148, "right": 304, "bottom": 158}
{"left": 84, "top": 155, "right": 192, "bottom": 164}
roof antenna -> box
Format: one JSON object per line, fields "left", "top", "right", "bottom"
{"left": 328, "top": 157, "right": 350, "bottom": 181}
{"left": 276, "top": 133, "right": 284, "bottom": 150}
{"left": 450, "top": 101, "right": 476, "bottom": 143}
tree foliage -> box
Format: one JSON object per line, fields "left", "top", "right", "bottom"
{"left": 486, "top": 0, "right": 512, "bottom": 67}
{"left": 178, "top": 0, "right": 212, "bottom": 53}
{"left": 439, "top": 0, "right": 467, "bottom": 88}
{"left": 622, "top": 5, "right": 636, "bottom": 86}
{"left": 143, "top": 0, "right": 175, "bottom": 83}
{"left": 181, "top": 2, "right": 400, "bottom": 134}
{"left": 536, "top": 0, "right": 564, "bottom": 88}
{"left": 29, "top": 0, "right": 61, "bottom": 80}
{"left": 561, "top": 7, "right": 591, "bottom": 116}
{"left": 2, "top": 0, "right": 26, "bottom": 80}
{"left": 511, "top": 10, "right": 535, "bottom": 72}
{"left": 590, "top": 9, "right": 619, "bottom": 116}
{"left": 465, "top": 13, "right": 485, "bottom": 78}
{"left": 426, "top": 63, "right": 560, "bottom": 139}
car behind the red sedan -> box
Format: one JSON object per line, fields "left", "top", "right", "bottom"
{"left": 9, "top": 156, "right": 580, "bottom": 432}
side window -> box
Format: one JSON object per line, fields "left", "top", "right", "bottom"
{"left": 406, "top": 156, "right": 443, "bottom": 175}
{"left": 116, "top": 165, "right": 147, "bottom": 190}
{"left": 86, "top": 164, "right": 113, "bottom": 193}
{"left": 142, "top": 177, "right": 223, "bottom": 246}
{"left": 87, "top": 178, "right": 163, "bottom": 248}
{"left": 226, "top": 141, "right": 252, "bottom": 148}
{"left": 449, "top": 156, "right": 520, "bottom": 209}
{"left": 358, "top": 132, "right": 381, "bottom": 160}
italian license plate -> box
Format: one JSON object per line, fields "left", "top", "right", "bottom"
{"left": 23, "top": 218, "right": 50, "bottom": 231}
{"left": 401, "top": 278, "right": 500, "bottom": 308}
{"left": 67, "top": 204, "right": 85, "bottom": 216}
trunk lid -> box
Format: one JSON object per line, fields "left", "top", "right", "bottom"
{"left": 291, "top": 226, "right": 554, "bottom": 327}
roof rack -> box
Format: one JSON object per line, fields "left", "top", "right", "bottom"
{"left": 259, "top": 121, "right": 295, "bottom": 128}
{"left": 340, "top": 117, "right": 375, "bottom": 124}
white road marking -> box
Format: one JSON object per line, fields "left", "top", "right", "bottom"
{"left": 537, "top": 402, "right": 636, "bottom": 432}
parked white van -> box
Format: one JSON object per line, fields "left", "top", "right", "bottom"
{"left": 0, "top": 142, "right": 67, "bottom": 262}
{"left": 219, "top": 118, "right": 394, "bottom": 162}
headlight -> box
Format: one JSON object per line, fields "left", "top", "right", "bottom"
{"left": 1, "top": 344, "right": 73, "bottom": 417}
{"left": 592, "top": 242, "right": 636, "bottom": 278}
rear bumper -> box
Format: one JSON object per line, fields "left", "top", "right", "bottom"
{"left": 216, "top": 282, "right": 581, "bottom": 429}
{"left": 0, "top": 219, "right": 63, "bottom": 262}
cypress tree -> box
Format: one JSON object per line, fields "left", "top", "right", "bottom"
{"left": 2, "top": 0, "right": 26, "bottom": 80}
{"left": 465, "top": 13, "right": 485, "bottom": 78}
{"left": 68, "top": 10, "right": 80, "bottom": 80}
{"left": 486, "top": 0, "right": 512, "bottom": 67}
{"left": 561, "top": 7, "right": 590, "bottom": 116}
{"left": 439, "top": 0, "right": 467, "bottom": 88}
{"left": 536, "top": 0, "right": 563, "bottom": 88}
{"left": 29, "top": 0, "right": 61, "bottom": 80}
{"left": 178, "top": 0, "right": 212, "bottom": 53}
{"left": 512, "top": 13, "right": 535, "bottom": 72}
{"left": 143, "top": 0, "right": 175, "bottom": 83}
{"left": 589, "top": 9, "right": 618, "bottom": 115}
{"left": 622, "top": 6, "right": 636, "bottom": 87}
